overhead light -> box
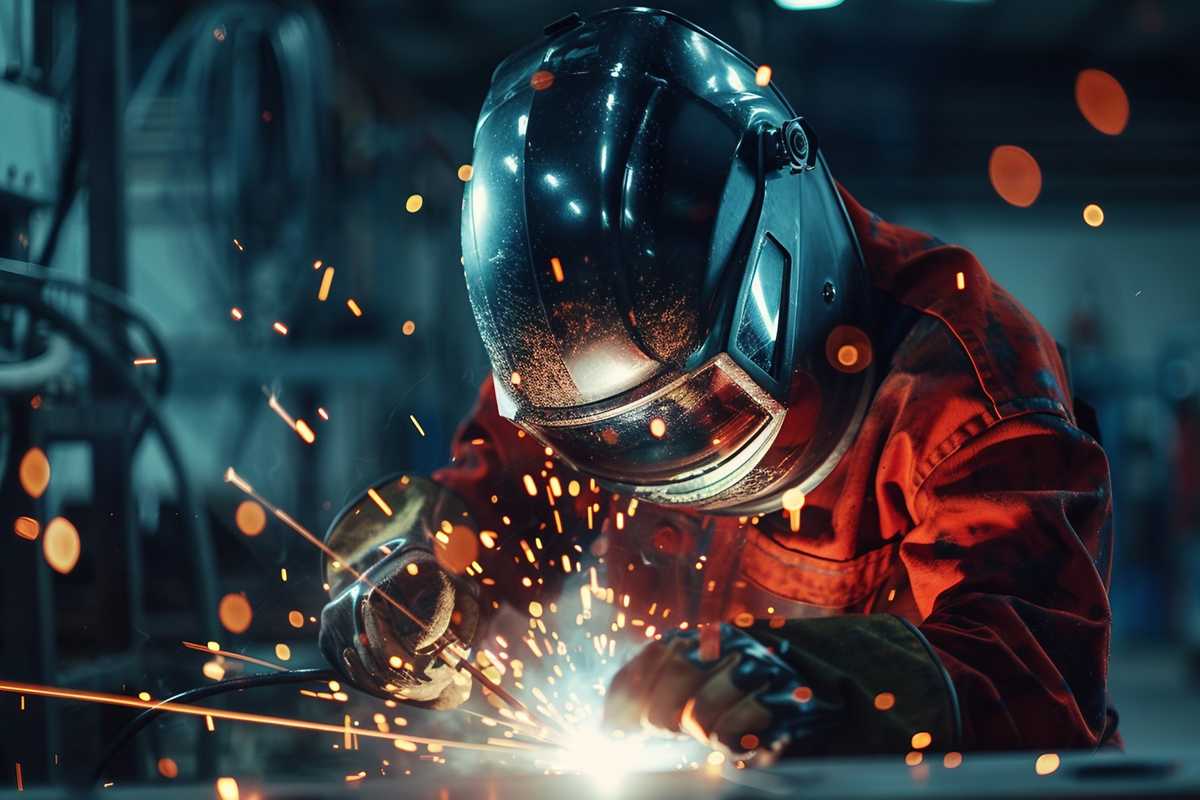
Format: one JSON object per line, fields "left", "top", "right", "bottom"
{"left": 773, "top": 0, "right": 845, "bottom": 9}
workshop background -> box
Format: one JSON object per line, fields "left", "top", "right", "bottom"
{"left": 1, "top": 0, "right": 1199, "bottom": 791}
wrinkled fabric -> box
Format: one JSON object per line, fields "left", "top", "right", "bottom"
{"left": 433, "top": 185, "right": 1116, "bottom": 752}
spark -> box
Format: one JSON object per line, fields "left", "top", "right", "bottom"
{"left": 402, "top": 320, "right": 416, "bottom": 336}
{"left": 183, "top": 640, "right": 286, "bottom": 672}
{"left": 217, "top": 777, "right": 239, "bottom": 800}
{"left": 781, "top": 486, "right": 805, "bottom": 532}
{"left": 287, "top": 610, "right": 304, "bottom": 628}
{"left": 0, "top": 680, "right": 523, "bottom": 754}
{"left": 233, "top": 238, "right": 244, "bottom": 252}
{"left": 367, "top": 487, "right": 394, "bottom": 516}
{"left": 406, "top": 194, "right": 424, "bottom": 213}
{"left": 956, "top": 271, "right": 965, "bottom": 291}
{"left": 1035, "top": 753, "right": 1060, "bottom": 775}
{"left": 13, "top": 516, "right": 39, "bottom": 541}
{"left": 18, "top": 447, "right": 50, "bottom": 498}
{"left": 409, "top": 415, "right": 426, "bottom": 436}
{"left": 43, "top": 517, "right": 80, "bottom": 574}
{"left": 911, "top": 731, "right": 932, "bottom": 749}
{"left": 230, "top": 307, "right": 243, "bottom": 320}
{"left": 347, "top": 298, "right": 363, "bottom": 317}
{"left": 295, "top": 420, "right": 316, "bottom": 444}
{"left": 318, "top": 267, "right": 335, "bottom": 301}
{"left": 268, "top": 395, "right": 316, "bottom": 444}
{"left": 754, "top": 65, "right": 772, "bottom": 86}
{"left": 550, "top": 257, "right": 565, "bottom": 283}
{"left": 648, "top": 418, "right": 666, "bottom": 438}
{"left": 218, "top": 594, "right": 253, "bottom": 634}
{"left": 313, "top": 259, "right": 323, "bottom": 270}
{"left": 317, "top": 407, "right": 329, "bottom": 421}
{"left": 1083, "top": 203, "right": 1104, "bottom": 227}
{"left": 132, "top": 357, "right": 158, "bottom": 366}
{"left": 457, "top": 164, "right": 474, "bottom": 181}
{"left": 273, "top": 321, "right": 289, "bottom": 335}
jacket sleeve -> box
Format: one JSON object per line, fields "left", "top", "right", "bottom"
{"left": 431, "top": 378, "right": 603, "bottom": 613}
{"left": 903, "top": 410, "right": 1115, "bottom": 750}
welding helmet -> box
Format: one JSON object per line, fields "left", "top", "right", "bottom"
{"left": 462, "top": 8, "right": 875, "bottom": 513}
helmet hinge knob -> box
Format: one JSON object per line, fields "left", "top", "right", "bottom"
{"left": 766, "top": 117, "right": 819, "bottom": 173}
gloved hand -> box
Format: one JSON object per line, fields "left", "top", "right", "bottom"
{"left": 318, "top": 476, "right": 482, "bottom": 708}
{"left": 603, "top": 624, "right": 844, "bottom": 756}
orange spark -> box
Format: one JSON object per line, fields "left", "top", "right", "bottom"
{"left": 346, "top": 299, "right": 363, "bottom": 317}
{"left": 14, "top": 516, "right": 39, "bottom": 541}
{"left": 230, "top": 307, "right": 243, "bottom": 320}
{"left": 295, "top": 419, "right": 316, "bottom": 444}
{"left": 273, "top": 321, "right": 289, "bottom": 335}
{"left": 182, "top": 640, "right": 285, "bottom": 672}
{"left": 409, "top": 415, "right": 426, "bottom": 436}
{"left": 233, "top": 239, "right": 244, "bottom": 252}
{"left": 19, "top": 447, "right": 50, "bottom": 498}
{"left": 132, "top": 357, "right": 158, "bottom": 366}
{"left": 754, "top": 65, "right": 772, "bottom": 86}
{"left": 318, "top": 267, "right": 335, "bottom": 301}
{"left": 550, "top": 257, "right": 564, "bottom": 283}
{"left": 367, "top": 487, "right": 394, "bottom": 517}
{"left": 956, "top": 271, "right": 966, "bottom": 291}
{"left": 317, "top": 407, "right": 329, "bottom": 421}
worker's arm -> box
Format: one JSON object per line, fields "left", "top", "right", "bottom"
{"left": 604, "top": 411, "right": 1113, "bottom": 756}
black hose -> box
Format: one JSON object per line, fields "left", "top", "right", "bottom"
{"left": 91, "top": 668, "right": 338, "bottom": 785}
{"left": 0, "top": 290, "right": 220, "bottom": 647}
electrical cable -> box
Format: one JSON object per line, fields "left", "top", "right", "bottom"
{"left": 0, "top": 290, "right": 221, "bottom": 649}
{"left": 0, "top": 333, "right": 72, "bottom": 392}
{"left": 91, "top": 668, "right": 338, "bottom": 785}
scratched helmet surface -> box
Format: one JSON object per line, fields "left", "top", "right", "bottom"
{"left": 462, "top": 7, "right": 874, "bottom": 513}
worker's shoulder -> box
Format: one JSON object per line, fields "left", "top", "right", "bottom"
{"left": 840, "top": 187, "right": 1072, "bottom": 423}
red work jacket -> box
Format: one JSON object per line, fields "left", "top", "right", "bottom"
{"left": 433, "top": 186, "right": 1116, "bottom": 753}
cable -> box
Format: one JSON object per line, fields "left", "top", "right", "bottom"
{"left": 91, "top": 668, "right": 338, "bottom": 784}
{"left": 0, "top": 289, "right": 220, "bottom": 648}
{"left": 0, "top": 261, "right": 173, "bottom": 397}
{"left": 0, "top": 333, "right": 71, "bottom": 392}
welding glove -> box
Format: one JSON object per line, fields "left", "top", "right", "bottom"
{"left": 318, "top": 476, "right": 482, "bottom": 709}
{"left": 603, "top": 624, "right": 842, "bottom": 758}
{"left": 604, "top": 616, "right": 961, "bottom": 758}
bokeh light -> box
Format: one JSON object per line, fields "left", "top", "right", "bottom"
{"left": 825, "top": 325, "right": 873, "bottom": 373}
{"left": 1075, "top": 69, "right": 1129, "bottom": 135}
{"left": 1083, "top": 203, "right": 1105, "bottom": 227}
{"left": 988, "top": 145, "right": 1042, "bottom": 207}
{"left": 218, "top": 593, "right": 253, "bottom": 634}
{"left": 43, "top": 517, "right": 81, "bottom": 574}
{"left": 13, "top": 516, "right": 40, "bottom": 541}
{"left": 19, "top": 447, "right": 50, "bottom": 499}
{"left": 235, "top": 501, "right": 266, "bottom": 536}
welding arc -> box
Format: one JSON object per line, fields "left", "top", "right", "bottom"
{"left": 91, "top": 669, "right": 337, "bottom": 784}
{"left": 224, "top": 468, "right": 563, "bottom": 734}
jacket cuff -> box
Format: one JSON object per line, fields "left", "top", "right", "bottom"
{"left": 751, "top": 613, "right": 961, "bottom": 755}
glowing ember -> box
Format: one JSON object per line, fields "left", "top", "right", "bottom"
{"left": 1075, "top": 69, "right": 1129, "bottom": 135}
{"left": 346, "top": 298, "right": 363, "bottom": 317}
{"left": 754, "top": 64, "right": 771, "bottom": 86}
{"left": 405, "top": 194, "right": 424, "bottom": 213}
{"left": 550, "top": 256, "right": 565, "bottom": 283}
{"left": 235, "top": 501, "right": 267, "bottom": 536}
{"left": 43, "top": 517, "right": 80, "bottom": 574}
{"left": 232, "top": 238, "right": 244, "bottom": 252}
{"left": 218, "top": 593, "right": 253, "bottom": 634}
{"left": 781, "top": 486, "right": 805, "bottom": 533}
{"left": 1083, "top": 204, "right": 1104, "bottom": 227}
{"left": 988, "top": 145, "right": 1042, "bottom": 207}
{"left": 318, "top": 267, "right": 335, "bottom": 301}
{"left": 402, "top": 320, "right": 416, "bottom": 335}
{"left": 216, "top": 777, "right": 239, "bottom": 800}
{"left": 230, "top": 307, "right": 243, "bottom": 320}
{"left": 956, "top": 271, "right": 966, "bottom": 291}
{"left": 528, "top": 601, "right": 544, "bottom": 618}
{"left": 457, "top": 164, "right": 474, "bottom": 181}
{"left": 13, "top": 516, "right": 39, "bottom": 541}
{"left": 648, "top": 417, "right": 667, "bottom": 438}
{"left": 273, "top": 321, "right": 289, "bottom": 335}
{"left": 19, "top": 447, "right": 50, "bottom": 498}
{"left": 367, "top": 487, "right": 394, "bottom": 516}
{"left": 1035, "top": 752, "right": 1060, "bottom": 775}
{"left": 295, "top": 419, "right": 316, "bottom": 444}
{"left": 132, "top": 356, "right": 158, "bottom": 366}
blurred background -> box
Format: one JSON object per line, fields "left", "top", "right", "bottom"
{"left": 1, "top": 0, "right": 1198, "bottom": 791}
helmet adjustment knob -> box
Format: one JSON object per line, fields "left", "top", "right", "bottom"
{"left": 767, "top": 116, "right": 819, "bottom": 173}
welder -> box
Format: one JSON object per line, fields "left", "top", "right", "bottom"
{"left": 318, "top": 8, "right": 1118, "bottom": 759}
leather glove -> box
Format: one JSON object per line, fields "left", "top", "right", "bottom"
{"left": 603, "top": 624, "right": 844, "bottom": 756}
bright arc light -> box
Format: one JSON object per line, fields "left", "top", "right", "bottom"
{"left": 547, "top": 729, "right": 684, "bottom": 793}
{"left": 773, "top": 0, "right": 844, "bottom": 9}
